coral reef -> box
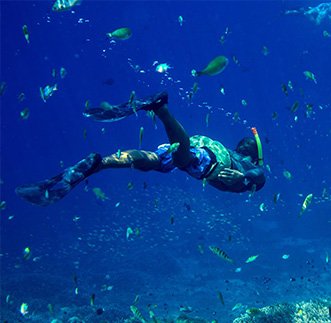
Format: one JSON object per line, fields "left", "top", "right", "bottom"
{"left": 233, "top": 299, "right": 331, "bottom": 323}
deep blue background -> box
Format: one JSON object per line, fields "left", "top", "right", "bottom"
{"left": 1, "top": 0, "right": 331, "bottom": 321}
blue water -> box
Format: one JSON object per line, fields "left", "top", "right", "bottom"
{"left": 1, "top": 1, "right": 331, "bottom": 322}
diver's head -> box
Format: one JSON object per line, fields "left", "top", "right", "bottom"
{"left": 235, "top": 137, "right": 259, "bottom": 164}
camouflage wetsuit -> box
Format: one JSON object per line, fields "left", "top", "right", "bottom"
{"left": 155, "top": 135, "right": 265, "bottom": 193}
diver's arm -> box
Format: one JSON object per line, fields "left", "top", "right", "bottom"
{"left": 217, "top": 168, "right": 244, "bottom": 186}
{"left": 207, "top": 168, "right": 245, "bottom": 192}
{"left": 208, "top": 167, "right": 265, "bottom": 193}
{"left": 244, "top": 168, "right": 266, "bottom": 190}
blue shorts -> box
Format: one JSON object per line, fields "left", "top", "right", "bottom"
{"left": 154, "top": 144, "right": 213, "bottom": 179}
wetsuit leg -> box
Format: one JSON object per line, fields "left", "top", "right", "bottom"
{"left": 154, "top": 104, "right": 193, "bottom": 168}
{"left": 15, "top": 151, "right": 160, "bottom": 206}
{"left": 101, "top": 150, "right": 161, "bottom": 171}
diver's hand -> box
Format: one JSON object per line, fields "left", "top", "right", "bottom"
{"left": 218, "top": 168, "right": 244, "bottom": 185}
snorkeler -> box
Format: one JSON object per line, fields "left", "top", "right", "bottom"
{"left": 16, "top": 92, "right": 266, "bottom": 206}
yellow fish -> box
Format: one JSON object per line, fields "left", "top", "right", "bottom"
{"left": 202, "top": 178, "right": 207, "bottom": 190}
{"left": 60, "top": 67, "right": 67, "bottom": 79}
{"left": 20, "top": 108, "right": 30, "bottom": 120}
{"left": 191, "top": 55, "right": 228, "bottom": 77}
{"left": 283, "top": 170, "right": 292, "bottom": 180}
{"left": 107, "top": 27, "right": 132, "bottom": 40}
{"left": 23, "top": 247, "right": 31, "bottom": 260}
{"left": 52, "top": 0, "right": 82, "bottom": 12}
{"left": 323, "top": 30, "right": 330, "bottom": 38}
{"left": 90, "top": 293, "right": 95, "bottom": 306}
{"left": 129, "top": 91, "right": 137, "bottom": 115}
{"left": 127, "top": 181, "right": 134, "bottom": 190}
{"left": 92, "top": 187, "right": 108, "bottom": 201}
{"left": 22, "top": 25, "right": 30, "bottom": 44}
{"left": 126, "top": 227, "right": 134, "bottom": 240}
{"left": 47, "top": 303, "right": 54, "bottom": 314}
{"left": 178, "top": 15, "right": 184, "bottom": 27}
{"left": 209, "top": 246, "right": 234, "bottom": 264}
{"left": 130, "top": 305, "right": 146, "bottom": 323}
{"left": 205, "top": 112, "right": 210, "bottom": 127}
{"left": 299, "top": 193, "right": 313, "bottom": 216}
{"left": 188, "top": 82, "right": 199, "bottom": 101}
{"left": 20, "top": 303, "right": 29, "bottom": 316}
{"left": 303, "top": 70, "right": 317, "bottom": 84}
{"left": 245, "top": 255, "right": 259, "bottom": 263}
{"left": 246, "top": 308, "right": 261, "bottom": 316}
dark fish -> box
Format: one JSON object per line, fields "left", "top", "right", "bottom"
{"left": 84, "top": 180, "right": 89, "bottom": 192}
{"left": 188, "top": 82, "right": 199, "bottom": 101}
{"left": 281, "top": 83, "right": 288, "bottom": 96}
{"left": 273, "top": 193, "right": 280, "bottom": 204}
{"left": 103, "top": 78, "right": 115, "bottom": 86}
{"left": 272, "top": 112, "right": 278, "bottom": 120}
{"left": 73, "top": 273, "right": 78, "bottom": 285}
{"left": 305, "top": 104, "right": 313, "bottom": 118}
{"left": 90, "top": 293, "right": 95, "bottom": 306}
{"left": 96, "top": 308, "right": 103, "bottom": 315}
{"left": 0, "top": 81, "right": 7, "bottom": 96}
{"left": 217, "top": 291, "right": 225, "bottom": 305}
{"left": 232, "top": 55, "right": 240, "bottom": 66}
{"left": 184, "top": 203, "right": 191, "bottom": 211}
{"left": 233, "top": 112, "right": 240, "bottom": 122}
{"left": 290, "top": 101, "right": 299, "bottom": 113}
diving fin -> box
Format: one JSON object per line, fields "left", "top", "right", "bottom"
{"left": 83, "top": 91, "right": 168, "bottom": 122}
{"left": 16, "top": 153, "right": 102, "bottom": 206}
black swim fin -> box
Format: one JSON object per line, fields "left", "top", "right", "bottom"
{"left": 16, "top": 153, "right": 102, "bottom": 206}
{"left": 83, "top": 91, "right": 168, "bottom": 122}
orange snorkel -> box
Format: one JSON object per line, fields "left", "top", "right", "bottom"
{"left": 251, "top": 127, "right": 263, "bottom": 166}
